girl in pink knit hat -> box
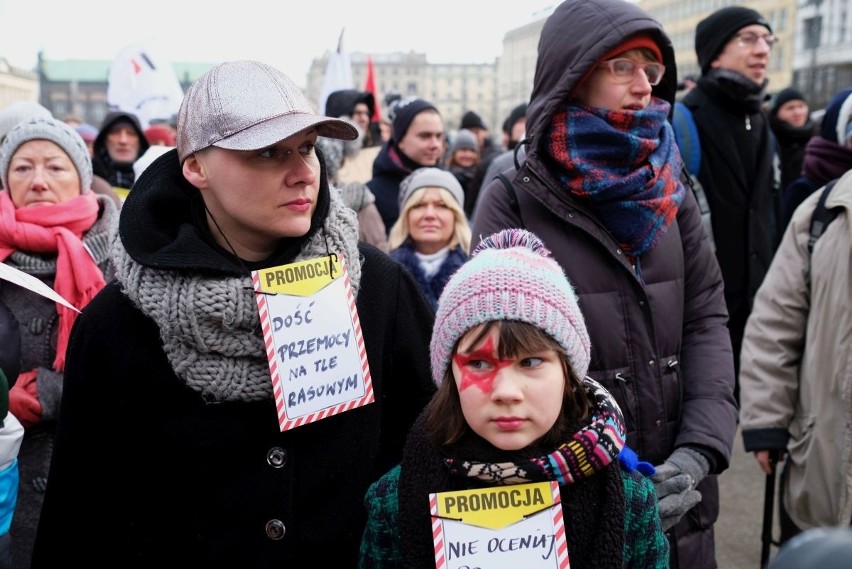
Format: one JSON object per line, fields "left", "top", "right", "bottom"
{"left": 360, "top": 228, "right": 668, "bottom": 568}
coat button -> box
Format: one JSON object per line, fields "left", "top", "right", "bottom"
{"left": 265, "top": 519, "right": 286, "bottom": 540}
{"left": 29, "top": 317, "right": 45, "bottom": 335}
{"left": 266, "top": 447, "right": 288, "bottom": 468}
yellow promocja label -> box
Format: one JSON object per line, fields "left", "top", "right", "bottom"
{"left": 434, "top": 482, "right": 557, "bottom": 530}
{"left": 113, "top": 187, "right": 129, "bottom": 202}
{"left": 256, "top": 256, "right": 341, "bottom": 297}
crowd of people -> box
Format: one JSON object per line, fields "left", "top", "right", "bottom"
{"left": 0, "top": 0, "right": 849, "bottom": 567}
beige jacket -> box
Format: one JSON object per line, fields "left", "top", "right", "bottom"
{"left": 337, "top": 146, "right": 380, "bottom": 185}
{"left": 740, "top": 169, "right": 852, "bottom": 529}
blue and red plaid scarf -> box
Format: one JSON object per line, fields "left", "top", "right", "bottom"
{"left": 546, "top": 98, "right": 684, "bottom": 257}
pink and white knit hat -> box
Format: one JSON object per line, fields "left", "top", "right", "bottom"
{"left": 430, "top": 228, "right": 591, "bottom": 386}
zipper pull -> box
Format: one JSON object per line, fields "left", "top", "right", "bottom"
{"left": 745, "top": 115, "right": 752, "bottom": 131}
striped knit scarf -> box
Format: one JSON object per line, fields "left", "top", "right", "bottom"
{"left": 546, "top": 98, "right": 684, "bottom": 257}
{"left": 398, "top": 376, "right": 627, "bottom": 568}
{"left": 445, "top": 377, "right": 626, "bottom": 484}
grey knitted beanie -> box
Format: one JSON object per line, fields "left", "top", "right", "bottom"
{"left": 0, "top": 116, "right": 93, "bottom": 191}
{"left": 398, "top": 167, "right": 464, "bottom": 211}
{"left": 449, "top": 129, "right": 479, "bottom": 155}
{"left": 0, "top": 101, "right": 52, "bottom": 142}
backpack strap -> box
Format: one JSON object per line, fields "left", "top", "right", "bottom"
{"left": 806, "top": 179, "right": 841, "bottom": 288}
{"left": 496, "top": 172, "right": 518, "bottom": 213}
{"left": 496, "top": 172, "right": 525, "bottom": 226}
{"left": 672, "top": 102, "right": 701, "bottom": 177}
{"left": 679, "top": 165, "right": 715, "bottom": 252}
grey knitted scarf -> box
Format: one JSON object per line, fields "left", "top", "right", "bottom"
{"left": 111, "top": 189, "right": 362, "bottom": 403}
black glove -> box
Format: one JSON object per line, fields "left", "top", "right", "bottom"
{"left": 652, "top": 447, "right": 710, "bottom": 531}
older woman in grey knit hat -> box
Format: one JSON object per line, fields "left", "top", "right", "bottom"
{"left": 0, "top": 115, "right": 117, "bottom": 569}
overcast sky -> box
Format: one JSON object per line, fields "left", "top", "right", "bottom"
{"left": 0, "top": 0, "right": 556, "bottom": 82}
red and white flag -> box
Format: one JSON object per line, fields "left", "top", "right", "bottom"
{"left": 106, "top": 41, "right": 184, "bottom": 129}
{"left": 364, "top": 54, "right": 382, "bottom": 122}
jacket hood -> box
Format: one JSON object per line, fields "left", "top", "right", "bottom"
{"left": 820, "top": 88, "right": 852, "bottom": 144}
{"left": 325, "top": 89, "right": 376, "bottom": 120}
{"left": 526, "top": 0, "right": 677, "bottom": 146}
{"left": 93, "top": 111, "right": 150, "bottom": 157}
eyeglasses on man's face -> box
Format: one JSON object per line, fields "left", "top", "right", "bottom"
{"left": 735, "top": 32, "right": 779, "bottom": 49}
{"left": 597, "top": 58, "right": 666, "bottom": 86}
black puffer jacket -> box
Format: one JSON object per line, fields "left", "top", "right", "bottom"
{"left": 681, "top": 83, "right": 780, "bottom": 376}
{"left": 471, "top": 1, "right": 737, "bottom": 567}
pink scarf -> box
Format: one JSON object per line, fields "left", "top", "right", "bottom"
{"left": 0, "top": 191, "right": 105, "bottom": 370}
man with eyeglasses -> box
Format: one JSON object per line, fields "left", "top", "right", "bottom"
{"left": 678, "top": 6, "right": 782, "bottom": 400}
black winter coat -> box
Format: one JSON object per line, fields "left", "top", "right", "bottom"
{"left": 32, "top": 245, "right": 436, "bottom": 568}
{"left": 681, "top": 83, "right": 780, "bottom": 374}
{"left": 32, "top": 150, "right": 437, "bottom": 567}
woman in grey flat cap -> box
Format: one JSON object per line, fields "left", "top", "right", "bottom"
{"left": 32, "top": 61, "right": 436, "bottom": 568}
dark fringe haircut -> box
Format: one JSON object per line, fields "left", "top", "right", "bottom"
{"left": 426, "top": 320, "right": 590, "bottom": 450}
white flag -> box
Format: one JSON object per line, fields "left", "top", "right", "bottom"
{"left": 318, "top": 28, "right": 353, "bottom": 116}
{"left": 107, "top": 41, "right": 185, "bottom": 130}
{"left": 0, "top": 263, "right": 79, "bottom": 312}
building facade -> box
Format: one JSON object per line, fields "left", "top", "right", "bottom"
{"left": 34, "top": 54, "right": 215, "bottom": 127}
{"left": 7, "top": 0, "right": 848, "bottom": 142}
{"left": 793, "top": 0, "right": 852, "bottom": 109}
{"left": 638, "top": 0, "right": 852, "bottom": 110}
{"left": 306, "top": 51, "right": 500, "bottom": 136}
{"left": 0, "top": 58, "right": 39, "bottom": 112}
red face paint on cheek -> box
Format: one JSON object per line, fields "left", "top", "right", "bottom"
{"left": 453, "top": 336, "right": 513, "bottom": 394}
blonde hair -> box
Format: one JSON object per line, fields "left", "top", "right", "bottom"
{"left": 388, "top": 186, "right": 471, "bottom": 253}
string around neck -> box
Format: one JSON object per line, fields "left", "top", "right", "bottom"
{"left": 203, "top": 202, "right": 253, "bottom": 276}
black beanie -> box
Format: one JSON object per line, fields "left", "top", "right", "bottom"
{"left": 695, "top": 6, "right": 772, "bottom": 75}
{"left": 392, "top": 97, "right": 438, "bottom": 142}
{"left": 502, "top": 103, "right": 527, "bottom": 135}
{"left": 771, "top": 87, "right": 806, "bottom": 116}
{"left": 460, "top": 110, "right": 487, "bottom": 131}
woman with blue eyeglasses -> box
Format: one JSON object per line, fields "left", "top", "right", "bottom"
{"left": 471, "top": 1, "right": 737, "bottom": 568}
